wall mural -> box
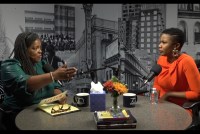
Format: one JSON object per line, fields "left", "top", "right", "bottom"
{"left": 0, "top": 10, "right": 11, "bottom": 61}
{"left": 0, "top": 4, "right": 200, "bottom": 97}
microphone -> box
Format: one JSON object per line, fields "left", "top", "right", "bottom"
{"left": 43, "top": 63, "right": 63, "bottom": 86}
{"left": 140, "top": 64, "right": 162, "bottom": 88}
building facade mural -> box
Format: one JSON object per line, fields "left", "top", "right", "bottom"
{"left": 0, "top": 4, "right": 200, "bottom": 94}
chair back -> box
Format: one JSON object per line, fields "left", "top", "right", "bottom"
{"left": 183, "top": 100, "right": 200, "bottom": 130}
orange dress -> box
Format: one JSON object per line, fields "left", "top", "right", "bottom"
{"left": 153, "top": 53, "right": 200, "bottom": 109}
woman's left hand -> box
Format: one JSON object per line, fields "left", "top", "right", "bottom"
{"left": 54, "top": 89, "right": 68, "bottom": 104}
{"left": 58, "top": 95, "right": 67, "bottom": 104}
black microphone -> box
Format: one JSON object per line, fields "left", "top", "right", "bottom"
{"left": 43, "top": 63, "right": 63, "bottom": 86}
{"left": 140, "top": 64, "right": 162, "bottom": 88}
{"left": 144, "top": 64, "right": 162, "bottom": 84}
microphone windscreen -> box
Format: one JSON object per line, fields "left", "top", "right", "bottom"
{"left": 150, "top": 64, "right": 162, "bottom": 76}
{"left": 43, "top": 64, "right": 55, "bottom": 73}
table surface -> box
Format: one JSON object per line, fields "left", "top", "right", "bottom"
{"left": 15, "top": 93, "right": 192, "bottom": 130}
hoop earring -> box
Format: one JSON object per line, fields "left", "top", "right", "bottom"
{"left": 172, "top": 48, "right": 179, "bottom": 58}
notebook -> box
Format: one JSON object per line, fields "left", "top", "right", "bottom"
{"left": 38, "top": 103, "right": 80, "bottom": 116}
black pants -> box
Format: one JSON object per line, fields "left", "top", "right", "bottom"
{"left": 0, "top": 105, "right": 19, "bottom": 130}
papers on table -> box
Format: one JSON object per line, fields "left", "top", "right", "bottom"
{"left": 38, "top": 91, "right": 80, "bottom": 116}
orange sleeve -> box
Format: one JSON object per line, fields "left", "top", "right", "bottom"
{"left": 183, "top": 57, "right": 200, "bottom": 100}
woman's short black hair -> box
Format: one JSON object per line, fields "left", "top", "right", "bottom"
{"left": 161, "top": 27, "right": 185, "bottom": 48}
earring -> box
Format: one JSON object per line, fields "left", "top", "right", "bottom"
{"left": 172, "top": 48, "right": 179, "bottom": 58}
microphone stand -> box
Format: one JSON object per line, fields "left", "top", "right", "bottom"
{"left": 132, "top": 76, "right": 150, "bottom": 95}
{"left": 79, "top": 67, "right": 107, "bottom": 75}
{"left": 79, "top": 67, "right": 107, "bottom": 84}
{"left": 79, "top": 65, "right": 121, "bottom": 83}
{"left": 102, "top": 65, "right": 121, "bottom": 79}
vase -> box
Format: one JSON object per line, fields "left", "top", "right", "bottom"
{"left": 110, "top": 96, "right": 121, "bottom": 117}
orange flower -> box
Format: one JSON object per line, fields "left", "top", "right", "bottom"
{"left": 113, "top": 82, "right": 128, "bottom": 95}
{"left": 103, "top": 76, "right": 128, "bottom": 97}
{"left": 103, "top": 80, "right": 114, "bottom": 92}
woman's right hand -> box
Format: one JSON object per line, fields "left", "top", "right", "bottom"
{"left": 52, "top": 66, "right": 77, "bottom": 81}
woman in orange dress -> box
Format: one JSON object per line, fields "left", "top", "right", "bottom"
{"left": 153, "top": 28, "right": 200, "bottom": 115}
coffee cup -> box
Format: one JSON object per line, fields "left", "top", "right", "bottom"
{"left": 123, "top": 93, "right": 137, "bottom": 107}
{"left": 73, "top": 93, "right": 89, "bottom": 107}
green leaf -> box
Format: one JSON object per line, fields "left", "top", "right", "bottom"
{"left": 111, "top": 76, "right": 119, "bottom": 82}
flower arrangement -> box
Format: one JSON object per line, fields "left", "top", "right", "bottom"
{"left": 103, "top": 76, "right": 128, "bottom": 115}
{"left": 103, "top": 76, "right": 128, "bottom": 97}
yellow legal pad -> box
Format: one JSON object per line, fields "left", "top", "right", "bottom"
{"left": 37, "top": 91, "right": 80, "bottom": 116}
{"left": 38, "top": 103, "right": 80, "bottom": 116}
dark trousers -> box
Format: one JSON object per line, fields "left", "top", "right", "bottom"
{"left": 0, "top": 105, "right": 19, "bottom": 130}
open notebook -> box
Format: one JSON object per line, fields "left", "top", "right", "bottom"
{"left": 38, "top": 91, "right": 80, "bottom": 116}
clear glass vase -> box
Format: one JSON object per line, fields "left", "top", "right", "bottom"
{"left": 110, "top": 96, "right": 121, "bottom": 117}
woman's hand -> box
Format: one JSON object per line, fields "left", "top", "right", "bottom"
{"left": 54, "top": 89, "right": 67, "bottom": 104}
{"left": 159, "top": 91, "right": 187, "bottom": 103}
{"left": 52, "top": 66, "right": 77, "bottom": 81}
{"left": 58, "top": 95, "right": 67, "bottom": 105}
{"left": 65, "top": 67, "right": 77, "bottom": 81}
{"left": 159, "top": 92, "right": 170, "bottom": 103}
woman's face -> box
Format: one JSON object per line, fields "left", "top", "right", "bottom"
{"left": 158, "top": 33, "right": 174, "bottom": 57}
{"left": 27, "top": 39, "right": 42, "bottom": 63}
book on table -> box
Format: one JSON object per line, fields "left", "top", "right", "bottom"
{"left": 96, "top": 109, "right": 129, "bottom": 122}
{"left": 93, "top": 109, "right": 137, "bottom": 129}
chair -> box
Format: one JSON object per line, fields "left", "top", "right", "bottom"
{"left": 0, "top": 62, "right": 4, "bottom": 104}
{"left": 182, "top": 100, "right": 200, "bottom": 130}
{"left": 0, "top": 80, "right": 4, "bottom": 104}
{"left": 0, "top": 64, "right": 6, "bottom": 130}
